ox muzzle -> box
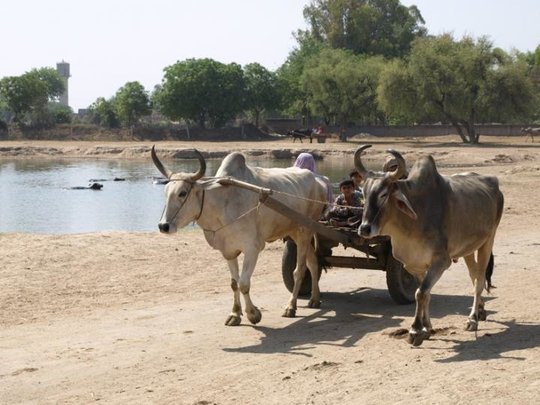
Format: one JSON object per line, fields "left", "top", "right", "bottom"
{"left": 158, "top": 221, "right": 177, "bottom": 234}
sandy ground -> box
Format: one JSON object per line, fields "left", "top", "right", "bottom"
{"left": 1, "top": 135, "right": 539, "bottom": 404}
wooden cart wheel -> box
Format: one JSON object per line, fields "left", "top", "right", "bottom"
{"left": 281, "top": 239, "right": 320, "bottom": 296}
{"left": 385, "top": 251, "right": 417, "bottom": 304}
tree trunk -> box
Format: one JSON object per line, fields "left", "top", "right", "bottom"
{"left": 339, "top": 122, "right": 347, "bottom": 142}
{"left": 451, "top": 121, "right": 469, "bottom": 143}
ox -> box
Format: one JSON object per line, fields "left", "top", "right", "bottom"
{"left": 521, "top": 127, "right": 540, "bottom": 143}
{"left": 151, "top": 146, "right": 327, "bottom": 326}
{"left": 355, "top": 145, "right": 504, "bottom": 346}
{"left": 287, "top": 128, "right": 314, "bottom": 143}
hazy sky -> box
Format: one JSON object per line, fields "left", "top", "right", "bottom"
{"left": 2, "top": 0, "right": 539, "bottom": 111}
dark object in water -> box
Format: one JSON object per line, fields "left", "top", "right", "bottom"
{"left": 67, "top": 182, "right": 103, "bottom": 190}
{"left": 88, "top": 177, "right": 126, "bottom": 182}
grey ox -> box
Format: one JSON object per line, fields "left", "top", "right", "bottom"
{"left": 152, "top": 146, "right": 327, "bottom": 326}
{"left": 354, "top": 145, "right": 504, "bottom": 346}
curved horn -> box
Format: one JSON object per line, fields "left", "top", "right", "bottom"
{"left": 354, "top": 144, "right": 372, "bottom": 178}
{"left": 385, "top": 149, "right": 406, "bottom": 181}
{"left": 151, "top": 145, "right": 173, "bottom": 179}
{"left": 188, "top": 149, "right": 206, "bottom": 181}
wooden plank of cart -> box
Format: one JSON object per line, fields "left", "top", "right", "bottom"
{"left": 218, "top": 177, "right": 417, "bottom": 305}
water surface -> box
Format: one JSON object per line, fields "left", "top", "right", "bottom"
{"left": 0, "top": 157, "right": 352, "bottom": 234}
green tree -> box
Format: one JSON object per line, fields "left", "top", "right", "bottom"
{"left": 0, "top": 75, "right": 44, "bottom": 123}
{"left": 301, "top": 48, "right": 385, "bottom": 140}
{"left": 27, "top": 67, "right": 65, "bottom": 101}
{"left": 299, "top": 0, "right": 426, "bottom": 58}
{"left": 0, "top": 67, "right": 65, "bottom": 125}
{"left": 48, "top": 103, "right": 73, "bottom": 124}
{"left": 90, "top": 97, "right": 120, "bottom": 128}
{"left": 243, "top": 63, "right": 281, "bottom": 128}
{"left": 276, "top": 39, "right": 324, "bottom": 118}
{"left": 156, "top": 58, "right": 245, "bottom": 128}
{"left": 115, "top": 81, "right": 151, "bottom": 127}
{"left": 378, "top": 34, "right": 537, "bottom": 143}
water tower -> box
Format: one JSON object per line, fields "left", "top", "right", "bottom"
{"left": 56, "top": 61, "right": 70, "bottom": 107}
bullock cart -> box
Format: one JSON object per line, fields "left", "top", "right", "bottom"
{"left": 218, "top": 177, "right": 417, "bottom": 305}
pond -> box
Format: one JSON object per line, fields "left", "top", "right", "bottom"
{"left": 0, "top": 156, "right": 354, "bottom": 234}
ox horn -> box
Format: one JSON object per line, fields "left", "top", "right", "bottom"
{"left": 354, "top": 144, "right": 372, "bottom": 179}
{"left": 151, "top": 146, "right": 206, "bottom": 181}
{"left": 385, "top": 149, "right": 407, "bottom": 181}
{"left": 151, "top": 145, "right": 173, "bottom": 179}
{"left": 188, "top": 149, "right": 206, "bottom": 181}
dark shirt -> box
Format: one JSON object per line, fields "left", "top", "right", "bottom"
{"left": 329, "top": 190, "right": 363, "bottom": 219}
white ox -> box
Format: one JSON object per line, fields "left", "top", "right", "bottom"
{"left": 152, "top": 147, "right": 327, "bottom": 326}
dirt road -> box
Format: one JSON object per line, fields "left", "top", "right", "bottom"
{"left": 1, "top": 137, "right": 539, "bottom": 404}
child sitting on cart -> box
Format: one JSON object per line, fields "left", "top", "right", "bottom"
{"left": 327, "top": 179, "right": 363, "bottom": 227}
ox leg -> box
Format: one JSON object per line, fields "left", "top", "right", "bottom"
{"left": 463, "top": 243, "right": 493, "bottom": 332}
{"left": 239, "top": 250, "right": 262, "bottom": 325}
{"left": 408, "top": 260, "right": 448, "bottom": 346}
{"left": 225, "top": 258, "right": 243, "bottom": 326}
{"left": 306, "top": 244, "right": 321, "bottom": 309}
{"left": 283, "top": 239, "right": 311, "bottom": 318}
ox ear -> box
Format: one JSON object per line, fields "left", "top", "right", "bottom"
{"left": 392, "top": 189, "right": 417, "bottom": 220}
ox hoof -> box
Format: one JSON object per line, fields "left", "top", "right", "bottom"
{"left": 247, "top": 308, "right": 262, "bottom": 325}
{"left": 308, "top": 299, "right": 321, "bottom": 309}
{"left": 407, "top": 330, "right": 428, "bottom": 346}
{"left": 465, "top": 319, "right": 478, "bottom": 332}
{"left": 225, "top": 315, "right": 242, "bottom": 326}
{"left": 282, "top": 308, "right": 296, "bottom": 318}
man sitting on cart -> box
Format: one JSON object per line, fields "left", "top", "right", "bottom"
{"left": 327, "top": 179, "right": 363, "bottom": 227}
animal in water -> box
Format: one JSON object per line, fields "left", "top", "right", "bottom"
{"left": 67, "top": 182, "right": 104, "bottom": 190}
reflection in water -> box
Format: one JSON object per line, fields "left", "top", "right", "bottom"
{"left": 0, "top": 156, "right": 353, "bottom": 234}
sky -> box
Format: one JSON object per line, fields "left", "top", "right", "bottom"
{"left": 2, "top": 0, "right": 539, "bottom": 112}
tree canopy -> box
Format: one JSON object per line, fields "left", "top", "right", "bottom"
{"left": 155, "top": 58, "right": 245, "bottom": 128}
{"left": 378, "top": 34, "right": 537, "bottom": 143}
{"left": 299, "top": 0, "right": 426, "bottom": 58}
{"left": 243, "top": 63, "right": 281, "bottom": 128}
{"left": 0, "top": 67, "right": 65, "bottom": 125}
{"left": 301, "top": 48, "right": 385, "bottom": 137}
{"left": 114, "top": 81, "right": 151, "bottom": 127}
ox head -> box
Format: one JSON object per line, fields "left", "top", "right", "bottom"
{"left": 151, "top": 146, "right": 206, "bottom": 233}
{"left": 354, "top": 146, "right": 417, "bottom": 238}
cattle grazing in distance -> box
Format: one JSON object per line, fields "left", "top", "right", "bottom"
{"left": 355, "top": 145, "right": 504, "bottom": 346}
{"left": 151, "top": 146, "right": 328, "bottom": 326}
{"left": 521, "top": 127, "right": 540, "bottom": 142}
{"left": 287, "top": 128, "right": 313, "bottom": 143}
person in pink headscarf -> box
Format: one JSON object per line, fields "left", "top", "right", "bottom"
{"left": 292, "top": 152, "right": 334, "bottom": 203}
{"left": 293, "top": 152, "right": 317, "bottom": 173}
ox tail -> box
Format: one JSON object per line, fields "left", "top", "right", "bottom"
{"left": 485, "top": 253, "right": 495, "bottom": 292}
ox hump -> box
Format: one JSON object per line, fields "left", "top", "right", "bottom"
{"left": 217, "top": 152, "right": 248, "bottom": 176}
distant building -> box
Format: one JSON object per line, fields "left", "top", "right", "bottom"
{"left": 56, "top": 61, "right": 70, "bottom": 107}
